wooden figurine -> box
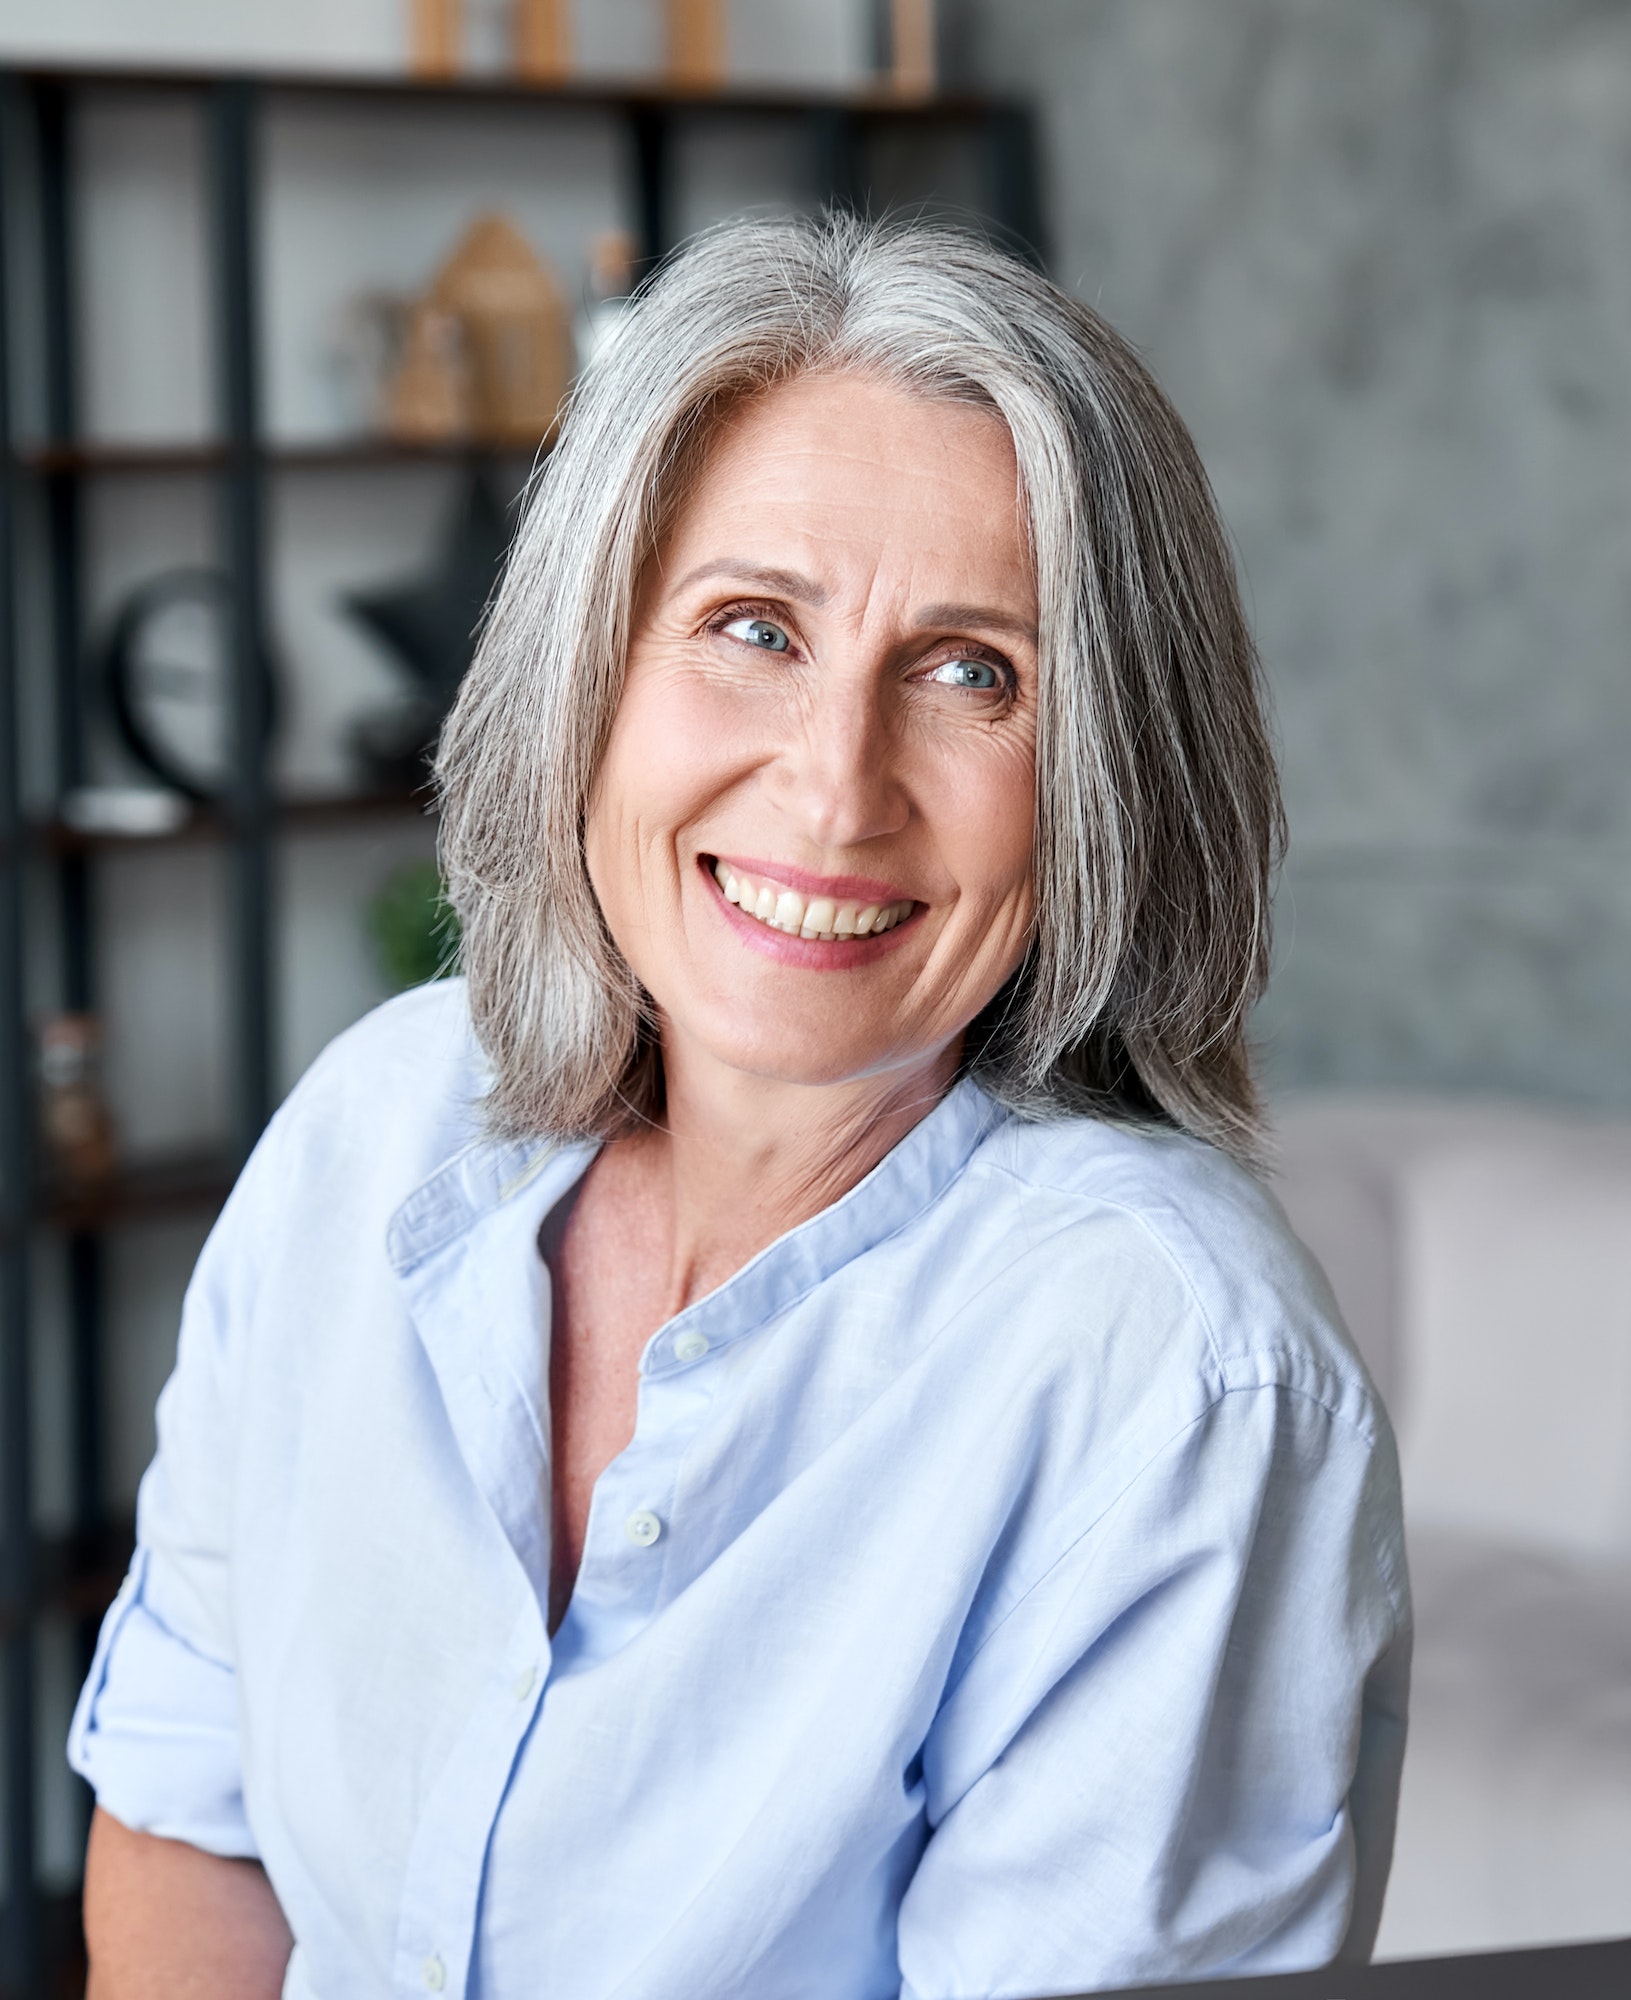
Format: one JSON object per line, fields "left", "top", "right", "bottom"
{"left": 410, "top": 0, "right": 462, "bottom": 78}
{"left": 666, "top": 0, "right": 725, "bottom": 91}
{"left": 884, "top": 0, "right": 936, "bottom": 98}
{"left": 515, "top": 0, "right": 572, "bottom": 83}
{"left": 37, "top": 1013, "right": 116, "bottom": 1186}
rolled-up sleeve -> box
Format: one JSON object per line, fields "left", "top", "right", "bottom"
{"left": 68, "top": 1546, "right": 254, "bottom": 1856}
{"left": 898, "top": 1379, "right": 1411, "bottom": 2000}
{"left": 67, "top": 1118, "right": 284, "bottom": 1858}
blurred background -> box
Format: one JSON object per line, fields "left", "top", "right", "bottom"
{"left": 0, "top": 2, "right": 1627, "bottom": 1993}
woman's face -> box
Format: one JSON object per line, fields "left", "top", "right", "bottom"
{"left": 585, "top": 370, "right": 1038, "bottom": 1098}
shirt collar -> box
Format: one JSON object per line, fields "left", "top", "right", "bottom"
{"left": 641, "top": 1075, "right": 1006, "bottom": 1372}
{"left": 385, "top": 1074, "right": 1005, "bottom": 1324}
{"left": 383, "top": 1077, "right": 1004, "bottom": 1612}
{"left": 386, "top": 1133, "right": 581, "bottom": 1276}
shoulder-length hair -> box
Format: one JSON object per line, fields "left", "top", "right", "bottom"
{"left": 437, "top": 212, "right": 1283, "bottom": 1163}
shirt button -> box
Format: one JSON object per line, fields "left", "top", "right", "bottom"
{"left": 625, "top": 1509, "right": 663, "bottom": 1547}
{"left": 513, "top": 1663, "right": 537, "bottom": 1702}
{"left": 422, "top": 1954, "right": 446, "bottom": 1992}
{"left": 674, "top": 1331, "right": 709, "bottom": 1363}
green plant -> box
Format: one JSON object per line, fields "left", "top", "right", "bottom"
{"left": 367, "top": 858, "right": 461, "bottom": 992}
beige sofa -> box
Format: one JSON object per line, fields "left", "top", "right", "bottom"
{"left": 1271, "top": 1097, "right": 1631, "bottom": 1959}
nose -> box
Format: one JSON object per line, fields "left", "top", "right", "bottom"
{"left": 765, "top": 665, "right": 910, "bottom": 851}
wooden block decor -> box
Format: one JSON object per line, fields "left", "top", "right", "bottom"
{"left": 887, "top": 0, "right": 936, "bottom": 98}
{"left": 666, "top": 0, "right": 726, "bottom": 91}
{"left": 515, "top": 0, "right": 572, "bottom": 84}
{"left": 409, "top": 0, "right": 462, "bottom": 78}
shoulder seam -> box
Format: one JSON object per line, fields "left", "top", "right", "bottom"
{"left": 975, "top": 1155, "right": 1233, "bottom": 1381}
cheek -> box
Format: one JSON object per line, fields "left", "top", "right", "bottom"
{"left": 583, "top": 665, "right": 756, "bottom": 917}
{"left": 932, "top": 733, "right": 1037, "bottom": 917}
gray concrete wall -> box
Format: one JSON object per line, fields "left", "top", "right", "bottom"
{"left": 977, "top": 0, "right": 1631, "bottom": 1107}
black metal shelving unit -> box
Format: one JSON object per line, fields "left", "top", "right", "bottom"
{"left": 0, "top": 61, "right": 1042, "bottom": 1995}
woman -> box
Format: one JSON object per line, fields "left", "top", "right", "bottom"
{"left": 74, "top": 215, "right": 1408, "bottom": 2000}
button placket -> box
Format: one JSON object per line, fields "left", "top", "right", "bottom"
{"left": 390, "top": 1595, "right": 545, "bottom": 2000}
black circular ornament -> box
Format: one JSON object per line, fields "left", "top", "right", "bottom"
{"left": 100, "top": 568, "right": 278, "bottom": 803}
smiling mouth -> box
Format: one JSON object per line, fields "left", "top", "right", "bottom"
{"left": 709, "top": 859, "right": 916, "bottom": 942}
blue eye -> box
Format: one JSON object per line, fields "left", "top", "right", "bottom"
{"left": 931, "top": 658, "right": 1001, "bottom": 690}
{"left": 724, "top": 616, "right": 790, "bottom": 652}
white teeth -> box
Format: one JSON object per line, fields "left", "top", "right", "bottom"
{"left": 711, "top": 860, "right": 913, "bottom": 944}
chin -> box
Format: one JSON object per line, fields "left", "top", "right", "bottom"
{"left": 680, "top": 1003, "right": 923, "bottom": 1093}
{"left": 704, "top": 1033, "right": 895, "bottom": 1092}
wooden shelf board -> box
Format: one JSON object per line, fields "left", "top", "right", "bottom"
{"left": 37, "top": 1150, "right": 237, "bottom": 1234}
{"left": 2, "top": 61, "right": 1020, "bottom": 121}
{"left": 278, "top": 788, "right": 440, "bottom": 832}
{"left": 15, "top": 436, "right": 545, "bottom": 478}
{"left": 33, "top": 789, "right": 435, "bottom": 858}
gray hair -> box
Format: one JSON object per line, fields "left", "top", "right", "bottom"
{"left": 437, "top": 213, "right": 1283, "bottom": 1162}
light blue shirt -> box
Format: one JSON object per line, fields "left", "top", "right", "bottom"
{"left": 70, "top": 982, "right": 1409, "bottom": 2000}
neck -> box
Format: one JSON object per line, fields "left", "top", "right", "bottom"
{"left": 629, "top": 1033, "right": 961, "bottom": 1312}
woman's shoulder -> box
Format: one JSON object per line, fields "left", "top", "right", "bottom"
{"left": 963, "top": 1106, "right": 1382, "bottom": 1440}
{"left": 288, "top": 975, "right": 481, "bottom": 1108}
{"left": 261, "top": 979, "right": 488, "bottom": 1198}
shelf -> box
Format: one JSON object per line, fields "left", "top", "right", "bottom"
{"left": 0, "top": 61, "right": 1043, "bottom": 1969}
{"left": 4, "top": 61, "right": 1022, "bottom": 122}
{"left": 35, "top": 787, "right": 435, "bottom": 858}
{"left": 15, "top": 435, "right": 547, "bottom": 478}
{"left": 36, "top": 1149, "right": 237, "bottom": 1234}
{"left": 278, "top": 788, "right": 439, "bottom": 832}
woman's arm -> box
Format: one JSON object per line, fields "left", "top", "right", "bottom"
{"left": 84, "top": 1807, "right": 293, "bottom": 2000}
{"left": 898, "top": 1383, "right": 1410, "bottom": 1995}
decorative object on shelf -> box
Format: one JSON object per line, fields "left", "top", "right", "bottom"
{"left": 367, "top": 859, "right": 462, "bottom": 992}
{"left": 327, "top": 290, "right": 412, "bottom": 436}
{"left": 100, "top": 568, "right": 279, "bottom": 804}
{"left": 438, "top": 213, "right": 572, "bottom": 444}
{"left": 36, "top": 1013, "right": 117, "bottom": 1186}
{"left": 59, "top": 786, "right": 191, "bottom": 837}
{"left": 665, "top": 0, "right": 726, "bottom": 89}
{"left": 343, "top": 468, "right": 513, "bottom": 789}
{"left": 385, "top": 299, "right": 471, "bottom": 441}
{"left": 877, "top": 0, "right": 933, "bottom": 96}
{"left": 515, "top": 0, "right": 572, "bottom": 82}
{"left": 872, "top": 0, "right": 971, "bottom": 96}
{"left": 410, "top": 0, "right": 463, "bottom": 77}
{"left": 383, "top": 214, "right": 570, "bottom": 447}
{"left": 575, "top": 229, "right": 638, "bottom": 375}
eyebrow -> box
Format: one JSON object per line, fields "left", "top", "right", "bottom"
{"left": 669, "top": 560, "right": 832, "bottom": 606}
{"left": 671, "top": 567, "right": 1038, "bottom": 645}
{"left": 913, "top": 601, "right": 1039, "bottom": 646}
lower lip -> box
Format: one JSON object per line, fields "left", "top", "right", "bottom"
{"left": 700, "top": 860, "right": 922, "bottom": 970}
